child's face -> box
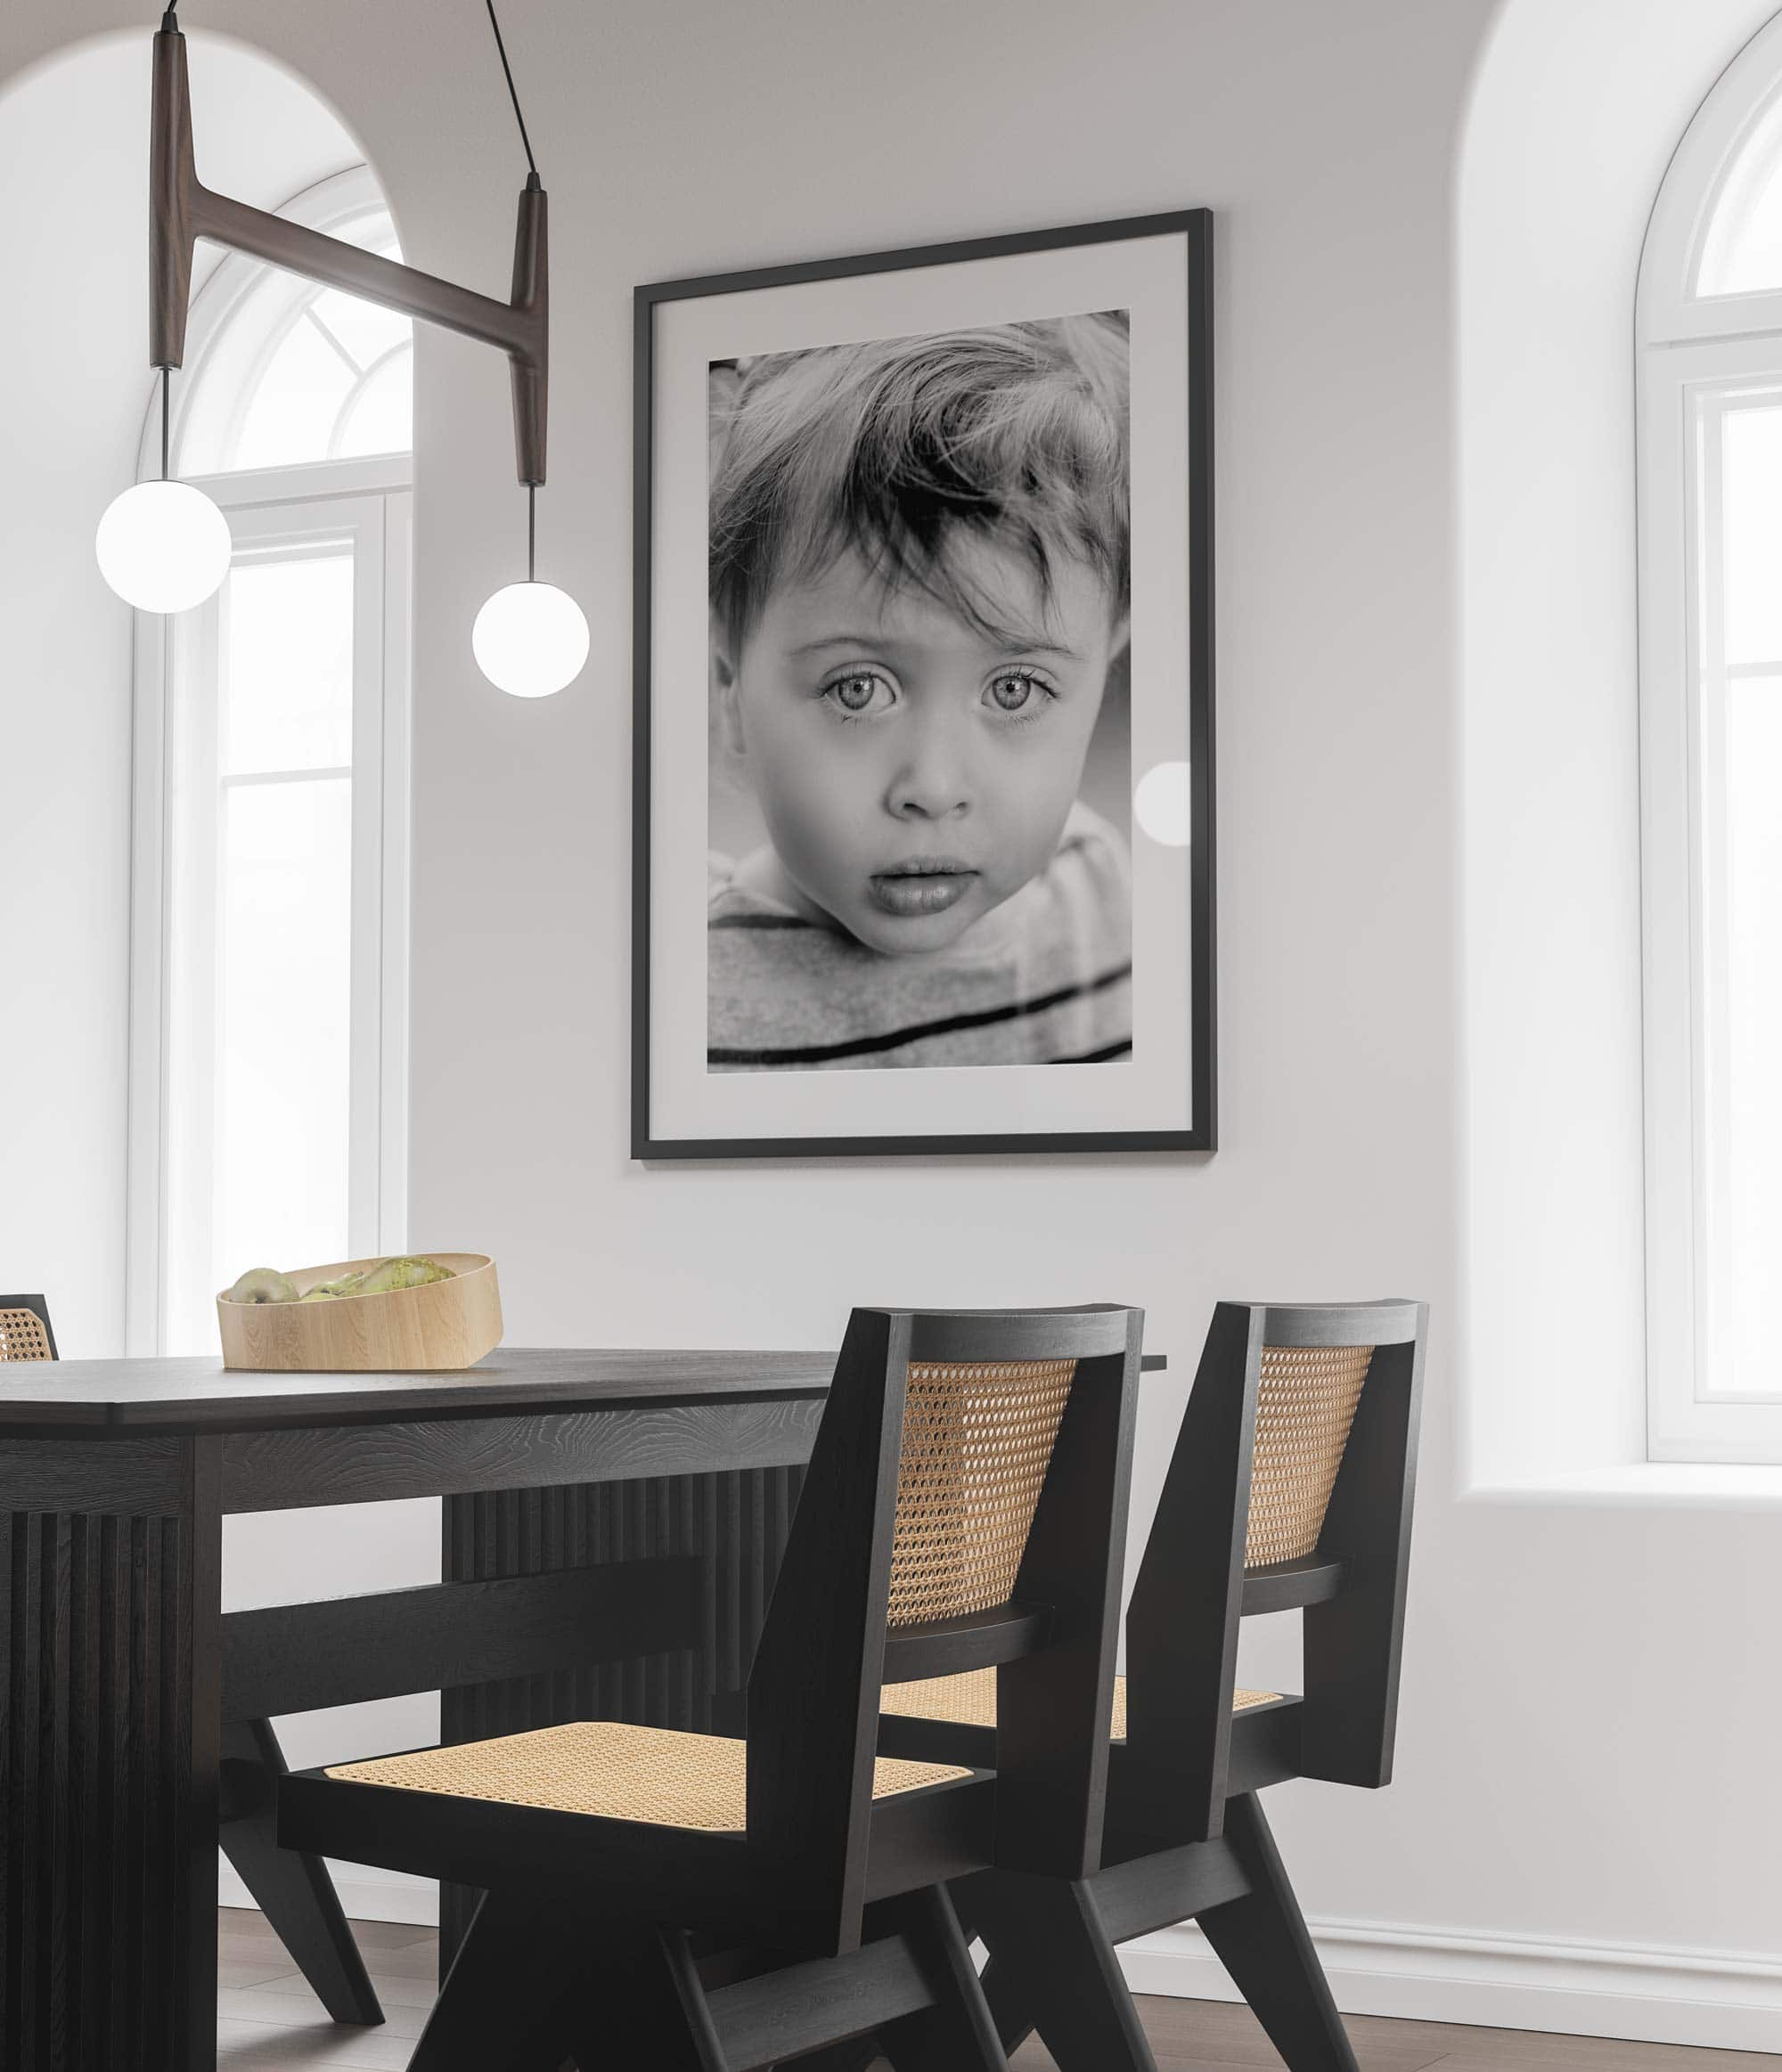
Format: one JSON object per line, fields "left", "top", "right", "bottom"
{"left": 718, "top": 537, "right": 1124, "bottom": 955}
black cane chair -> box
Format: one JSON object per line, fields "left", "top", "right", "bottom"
{"left": 278, "top": 1303, "right": 1146, "bottom": 2071}
{"left": 0, "top": 1293, "right": 58, "bottom": 1362}
{"left": 873, "top": 1298, "right": 1428, "bottom": 2072}
{"left": 0, "top": 1290, "right": 383, "bottom": 2028}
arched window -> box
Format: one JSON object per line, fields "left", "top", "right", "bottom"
{"left": 167, "top": 170, "right": 413, "bottom": 475}
{"left": 128, "top": 166, "right": 412, "bottom": 1356}
{"left": 1639, "top": 19, "right": 1782, "bottom": 1461}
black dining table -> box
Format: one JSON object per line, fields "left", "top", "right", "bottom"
{"left": 1, "top": 1347, "right": 833, "bottom": 2072}
{"left": 0, "top": 1341, "right": 1163, "bottom": 2072}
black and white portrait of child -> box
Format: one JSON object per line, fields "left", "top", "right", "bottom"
{"left": 706, "top": 313, "right": 1133, "bottom": 1073}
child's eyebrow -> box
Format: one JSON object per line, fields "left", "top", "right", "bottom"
{"left": 790, "top": 632, "right": 1086, "bottom": 661}
{"left": 790, "top": 634, "right": 887, "bottom": 655}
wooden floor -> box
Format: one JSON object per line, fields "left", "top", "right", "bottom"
{"left": 216, "top": 1909, "right": 1778, "bottom": 2069}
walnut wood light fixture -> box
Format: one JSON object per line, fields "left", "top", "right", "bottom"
{"left": 94, "top": 2, "right": 589, "bottom": 697}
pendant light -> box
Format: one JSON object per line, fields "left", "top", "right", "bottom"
{"left": 94, "top": 369, "right": 231, "bottom": 612}
{"left": 98, "top": 2, "right": 588, "bottom": 698}
{"left": 472, "top": 487, "right": 590, "bottom": 697}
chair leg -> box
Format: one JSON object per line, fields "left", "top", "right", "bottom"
{"left": 939, "top": 1880, "right": 1033, "bottom": 2057}
{"left": 976, "top": 1956, "right": 1035, "bottom": 2058}
{"left": 408, "top": 1890, "right": 589, "bottom": 2072}
{"left": 1195, "top": 1794, "right": 1359, "bottom": 2072}
{"left": 969, "top": 1872, "right": 1157, "bottom": 2072}
{"left": 568, "top": 1926, "right": 728, "bottom": 2072}
{"left": 876, "top": 1885, "right": 1010, "bottom": 2072}
{"left": 217, "top": 1719, "right": 383, "bottom": 2026}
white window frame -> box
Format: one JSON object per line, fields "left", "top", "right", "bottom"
{"left": 1639, "top": 13, "right": 1782, "bottom": 1461}
{"left": 125, "top": 170, "right": 413, "bottom": 1357}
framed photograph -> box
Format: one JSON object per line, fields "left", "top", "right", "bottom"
{"left": 633, "top": 208, "right": 1214, "bottom": 1159}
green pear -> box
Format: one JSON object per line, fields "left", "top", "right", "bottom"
{"left": 356, "top": 1256, "right": 455, "bottom": 1295}
{"left": 225, "top": 1268, "right": 300, "bottom": 1305}
{"left": 301, "top": 1268, "right": 371, "bottom": 1301}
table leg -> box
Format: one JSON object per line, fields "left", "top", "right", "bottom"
{"left": 437, "top": 1464, "right": 805, "bottom": 1976}
{"left": 1, "top": 1434, "right": 223, "bottom": 2072}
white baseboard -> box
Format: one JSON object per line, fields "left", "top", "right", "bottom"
{"left": 217, "top": 1861, "right": 1782, "bottom": 2057}
{"left": 1120, "top": 1918, "right": 1782, "bottom": 2056}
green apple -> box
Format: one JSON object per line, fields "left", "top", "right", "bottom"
{"left": 225, "top": 1268, "right": 300, "bottom": 1305}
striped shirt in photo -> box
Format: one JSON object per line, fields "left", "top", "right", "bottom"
{"left": 707, "top": 803, "right": 1132, "bottom": 1073}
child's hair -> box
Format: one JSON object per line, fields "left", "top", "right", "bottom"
{"left": 709, "top": 314, "right": 1129, "bottom": 655}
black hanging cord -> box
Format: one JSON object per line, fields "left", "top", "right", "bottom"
{"left": 527, "top": 485, "right": 536, "bottom": 582}
{"left": 485, "top": 0, "right": 541, "bottom": 186}
{"left": 160, "top": 367, "right": 171, "bottom": 480}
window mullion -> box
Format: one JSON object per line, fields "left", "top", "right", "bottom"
{"left": 162, "top": 589, "right": 225, "bottom": 1353}
{"left": 377, "top": 491, "right": 413, "bottom": 1255}
{"left": 1692, "top": 399, "right": 1732, "bottom": 1409}
{"left": 347, "top": 505, "right": 388, "bottom": 1259}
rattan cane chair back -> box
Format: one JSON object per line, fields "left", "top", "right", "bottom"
{"left": 0, "top": 1295, "right": 57, "bottom": 1363}
{"left": 1124, "top": 1300, "right": 1426, "bottom": 1847}
{"left": 887, "top": 1357, "right": 1077, "bottom": 1627}
{"left": 1244, "top": 1340, "right": 1372, "bottom": 1569}
{"left": 748, "top": 1304, "right": 1145, "bottom": 1954}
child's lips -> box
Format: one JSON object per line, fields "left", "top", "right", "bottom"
{"left": 869, "top": 861, "right": 978, "bottom": 918}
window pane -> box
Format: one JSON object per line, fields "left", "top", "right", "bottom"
{"left": 1698, "top": 91, "right": 1782, "bottom": 297}
{"left": 337, "top": 212, "right": 403, "bottom": 263}
{"left": 1709, "top": 676, "right": 1782, "bottom": 1391}
{"left": 223, "top": 554, "right": 355, "bottom": 774}
{"left": 176, "top": 267, "right": 313, "bottom": 477}
{"left": 1722, "top": 405, "right": 1782, "bottom": 666}
{"left": 169, "top": 198, "right": 411, "bottom": 477}
{"left": 233, "top": 315, "right": 356, "bottom": 470}
{"left": 217, "top": 778, "right": 353, "bottom": 1293}
{"left": 310, "top": 285, "right": 411, "bottom": 371}
{"left": 334, "top": 347, "right": 413, "bottom": 459}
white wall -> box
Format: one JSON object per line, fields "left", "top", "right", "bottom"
{"left": 0, "top": 40, "right": 137, "bottom": 1359}
{"left": 0, "top": 32, "right": 362, "bottom": 1358}
{"left": 5, "top": 0, "right": 1782, "bottom": 2048}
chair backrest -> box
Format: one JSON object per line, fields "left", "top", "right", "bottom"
{"left": 1124, "top": 1299, "right": 1426, "bottom": 1846}
{"left": 0, "top": 1294, "right": 57, "bottom": 1362}
{"left": 748, "top": 1303, "right": 1144, "bottom": 1954}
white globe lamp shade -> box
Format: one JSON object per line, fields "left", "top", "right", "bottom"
{"left": 1133, "top": 759, "right": 1193, "bottom": 848}
{"left": 472, "top": 580, "right": 589, "bottom": 697}
{"left": 94, "top": 479, "right": 232, "bottom": 614}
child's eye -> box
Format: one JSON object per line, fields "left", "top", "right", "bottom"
{"left": 821, "top": 670, "right": 896, "bottom": 718}
{"left": 984, "top": 668, "right": 1057, "bottom": 715}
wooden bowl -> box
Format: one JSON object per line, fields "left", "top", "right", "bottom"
{"left": 217, "top": 1254, "right": 503, "bottom": 1372}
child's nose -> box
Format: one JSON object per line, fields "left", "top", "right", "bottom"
{"left": 887, "top": 719, "right": 971, "bottom": 820}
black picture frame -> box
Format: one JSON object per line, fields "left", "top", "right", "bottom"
{"left": 633, "top": 208, "right": 1215, "bottom": 1160}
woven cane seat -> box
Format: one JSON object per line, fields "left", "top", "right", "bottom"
{"left": 324, "top": 1721, "right": 971, "bottom": 1833}
{"left": 880, "top": 1668, "right": 1282, "bottom": 1740}
{"left": 0, "top": 1309, "right": 53, "bottom": 1362}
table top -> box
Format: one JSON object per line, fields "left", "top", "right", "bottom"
{"left": 0, "top": 1347, "right": 840, "bottom": 1437}
{"left": 0, "top": 1346, "right": 1169, "bottom": 1438}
